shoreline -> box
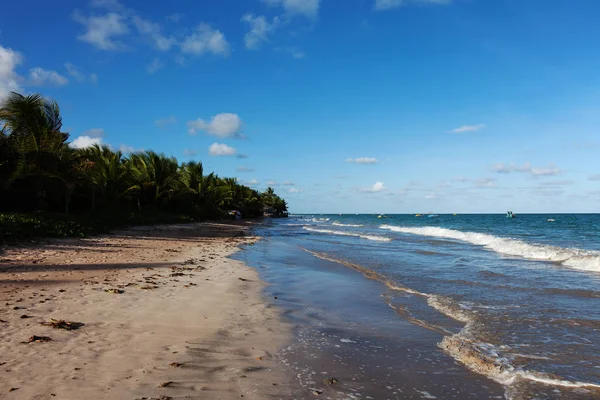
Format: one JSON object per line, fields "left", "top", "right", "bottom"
{"left": 0, "top": 222, "right": 301, "bottom": 399}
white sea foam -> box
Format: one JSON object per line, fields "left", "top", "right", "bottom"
{"left": 304, "top": 248, "right": 600, "bottom": 396}
{"left": 311, "top": 218, "right": 330, "bottom": 223}
{"left": 303, "top": 227, "right": 392, "bottom": 242}
{"left": 332, "top": 222, "right": 364, "bottom": 227}
{"left": 380, "top": 225, "right": 600, "bottom": 272}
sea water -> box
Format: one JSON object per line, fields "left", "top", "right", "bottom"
{"left": 235, "top": 214, "right": 600, "bottom": 400}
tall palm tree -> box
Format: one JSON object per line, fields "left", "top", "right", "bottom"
{"left": 80, "top": 145, "right": 126, "bottom": 210}
{"left": 181, "top": 161, "right": 203, "bottom": 195}
{"left": 0, "top": 92, "right": 72, "bottom": 211}
{"left": 126, "top": 151, "right": 181, "bottom": 209}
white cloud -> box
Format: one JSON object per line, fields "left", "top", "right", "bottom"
{"left": 374, "top": 0, "right": 404, "bottom": 9}
{"left": 0, "top": 45, "right": 23, "bottom": 99}
{"left": 246, "top": 179, "right": 260, "bottom": 186}
{"left": 449, "top": 124, "right": 486, "bottom": 133}
{"left": 183, "top": 149, "right": 197, "bottom": 156}
{"left": 539, "top": 180, "right": 574, "bottom": 186}
{"left": 64, "top": 63, "right": 86, "bottom": 82}
{"left": 90, "top": 73, "right": 98, "bottom": 83}
{"left": 209, "top": 143, "right": 237, "bottom": 156}
{"left": 166, "top": 13, "right": 185, "bottom": 22}
{"left": 28, "top": 67, "right": 68, "bottom": 87}
{"left": 589, "top": 174, "right": 600, "bottom": 181}
{"left": 236, "top": 166, "right": 255, "bottom": 172}
{"left": 187, "top": 113, "right": 242, "bottom": 138}
{"left": 147, "top": 58, "right": 164, "bottom": 74}
{"left": 282, "top": 181, "right": 295, "bottom": 186}
{"left": 83, "top": 128, "right": 105, "bottom": 138}
{"left": 361, "top": 181, "right": 386, "bottom": 193}
{"left": 288, "top": 188, "right": 304, "bottom": 193}
{"left": 242, "top": 14, "right": 280, "bottom": 50}
{"left": 69, "top": 135, "right": 103, "bottom": 149}
{"left": 73, "top": 11, "right": 129, "bottom": 51}
{"left": 474, "top": 178, "right": 496, "bottom": 188}
{"left": 132, "top": 15, "right": 176, "bottom": 51}
{"left": 265, "top": 180, "right": 278, "bottom": 186}
{"left": 276, "top": 47, "right": 307, "bottom": 59}
{"left": 180, "top": 24, "right": 230, "bottom": 56}
{"left": 346, "top": 157, "right": 378, "bottom": 164}
{"left": 155, "top": 116, "right": 177, "bottom": 128}
{"left": 424, "top": 193, "right": 438, "bottom": 199}
{"left": 493, "top": 162, "right": 563, "bottom": 176}
{"left": 119, "top": 144, "right": 138, "bottom": 153}
{"left": 91, "top": 0, "right": 125, "bottom": 11}
{"left": 375, "top": 0, "right": 451, "bottom": 11}
{"left": 262, "top": 0, "right": 321, "bottom": 18}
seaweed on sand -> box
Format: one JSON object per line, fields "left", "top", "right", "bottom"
{"left": 40, "top": 318, "right": 85, "bottom": 331}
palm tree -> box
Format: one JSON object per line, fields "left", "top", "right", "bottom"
{"left": 125, "top": 151, "right": 181, "bottom": 209}
{"left": 181, "top": 160, "right": 203, "bottom": 195}
{"left": 0, "top": 92, "right": 72, "bottom": 211}
{"left": 80, "top": 145, "right": 126, "bottom": 210}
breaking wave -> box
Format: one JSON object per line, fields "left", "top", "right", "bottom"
{"left": 303, "top": 227, "right": 392, "bottom": 242}
{"left": 380, "top": 225, "right": 600, "bottom": 272}
{"left": 332, "top": 222, "right": 364, "bottom": 227}
{"left": 304, "top": 248, "right": 600, "bottom": 398}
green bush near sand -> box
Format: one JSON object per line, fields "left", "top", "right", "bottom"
{"left": 0, "top": 92, "right": 288, "bottom": 241}
{"left": 0, "top": 211, "right": 195, "bottom": 242}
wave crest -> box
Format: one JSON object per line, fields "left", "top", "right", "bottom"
{"left": 303, "top": 227, "right": 391, "bottom": 242}
{"left": 332, "top": 222, "right": 364, "bottom": 227}
{"left": 380, "top": 225, "right": 600, "bottom": 272}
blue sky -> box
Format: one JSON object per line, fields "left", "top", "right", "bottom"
{"left": 1, "top": 0, "right": 599, "bottom": 213}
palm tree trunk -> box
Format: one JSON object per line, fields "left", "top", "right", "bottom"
{"left": 65, "top": 187, "right": 72, "bottom": 214}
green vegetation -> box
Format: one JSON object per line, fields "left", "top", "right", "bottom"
{"left": 0, "top": 92, "right": 287, "bottom": 242}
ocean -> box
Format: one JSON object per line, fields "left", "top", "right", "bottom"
{"left": 235, "top": 214, "right": 600, "bottom": 400}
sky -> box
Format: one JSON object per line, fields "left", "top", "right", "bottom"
{"left": 1, "top": 0, "right": 599, "bottom": 214}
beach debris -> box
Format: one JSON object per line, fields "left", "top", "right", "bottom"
{"left": 165, "top": 249, "right": 180, "bottom": 253}
{"left": 9, "top": 388, "right": 19, "bottom": 392}
{"left": 20, "top": 315, "right": 32, "bottom": 319}
{"left": 169, "top": 362, "right": 183, "bottom": 368}
{"left": 0, "top": 319, "right": 7, "bottom": 323}
{"left": 182, "top": 259, "right": 196, "bottom": 265}
{"left": 159, "top": 381, "right": 174, "bottom": 388}
{"left": 313, "top": 389, "right": 323, "bottom": 395}
{"left": 238, "top": 277, "right": 249, "bottom": 282}
{"left": 40, "top": 318, "right": 85, "bottom": 331}
{"left": 273, "top": 296, "right": 278, "bottom": 300}
{"left": 170, "top": 272, "right": 185, "bottom": 277}
{"left": 24, "top": 335, "right": 52, "bottom": 343}
{"left": 324, "top": 378, "right": 339, "bottom": 385}
{"left": 255, "top": 356, "right": 263, "bottom": 361}
{"left": 139, "top": 285, "right": 159, "bottom": 290}
{"left": 58, "top": 289, "right": 66, "bottom": 292}
{"left": 104, "top": 288, "right": 124, "bottom": 294}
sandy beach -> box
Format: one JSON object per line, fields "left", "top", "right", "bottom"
{"left": 0, "top": 222, "right": 299, "bottom": 399}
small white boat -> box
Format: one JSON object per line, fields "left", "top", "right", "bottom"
{"left": 547, "top": 218, "right": 555, "bottom": 222}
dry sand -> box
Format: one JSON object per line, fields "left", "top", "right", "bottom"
{"left": 0, "top": 222, "right": 300, "bottom": 399}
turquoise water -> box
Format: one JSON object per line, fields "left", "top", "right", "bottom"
{"left": 242, "top": 214, "right": 600, "bottom": 399}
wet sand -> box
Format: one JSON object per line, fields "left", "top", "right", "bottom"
{"left": 0, "top": 223, "right": 303, "bottom": 399}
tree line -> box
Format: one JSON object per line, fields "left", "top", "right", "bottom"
{"left": 0, "top": 92, "right": 288, "bottom": 223}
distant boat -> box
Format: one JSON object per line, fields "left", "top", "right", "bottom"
{"left": 506, "top": 211, "right": 516, "bottom": 218}
{"left": 547, "top": 218, "right": 555, "bottom": 222}
{"left": 415, "top": 214, "right": 422, "bottom": 217}
{"left": 427, "top": 214, "right": 440, "bottom": 218}
{"left": 377, "top": 215, "right": 389, "bottom": 219}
